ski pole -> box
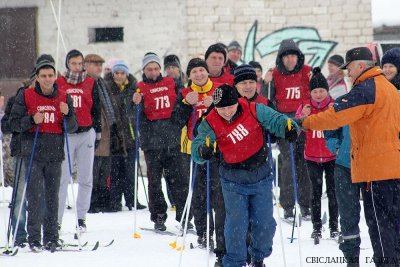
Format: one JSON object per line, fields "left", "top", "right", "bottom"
{"left": 9, "top": 125, "right": 40, "bottom": 253}
{"left": 206, "top": 159, "right": 210, "bottom": 267}
{"left": 177, "top": 163, "right": 198, "bottom": 266}
{"left": 169, "top": 156, "right": 194, "bottom": 249}
{"left": 268, "top": 134, "right": 286, "bottom": 267}
{"left": 0, "top": 139, "right": 9, "bottom": 249}
{"left": 4, "top": 157, "right": 23, "bottom": 250}
{"left": 138, "top": 161, "right": 149, "bottom": 206}
{"left": 288, "top": 119, "right": 303, "bottom": 267}
{"left": 170, "top": 105, "right": 197, "bottom": 249}
{"left": 128, "top": 120, "right": 149, "bottom": 207}
{"left": 63, "top": 118, "right": 83, "bottom": 249}
{"left": 132, "top": 102, "right": 141, "bottom": 239}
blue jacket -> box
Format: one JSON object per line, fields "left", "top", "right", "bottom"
{"left": 324, "top": 125, "right": 351, "bottom": 169}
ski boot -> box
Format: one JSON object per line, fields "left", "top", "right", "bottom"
{"left": 29, "top": 240, "right": 43, "bottom": 252}
{"left": 214, "top": 255, "right": 223, "bottom": 267}
{"left": 14, "top": 238, "right": 27, "bottom": 248}
{"left": 197, "top": 232, "right": 214, "bottom": 251}
{"left": 78, "top": 219, "right": 87, "bottom": 233}
{"left": 154, "top": 214, "right": 167, "bottom": 231}
{"left": 44, "top": 240, "right": 63, "bottom": 253}
{"left": 311, "top": 228, "right": 322, "bottom": 245}
{"left": 249, "top": 260, "right": 265, "bottom": 267}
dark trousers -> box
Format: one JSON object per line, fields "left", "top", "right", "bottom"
{"left": 26, "top": 160, "right": 61, "bottom": 244}
{"left": 91, "top": 156, "right": 111, "bottom": 210}
{"left": 362, "top": 179, "right": 400, "bottom": 266}
{"left": 334, "top": 164, "right": 362, "bottom": 263}
{"left": 143, "top": 147, "right": 189, "bottom": 222}
{"left": 192, "top": 157, "right": 226, "bottom": 256}
{"left": 110, "top": 149, "right": 135, "bottom": 209}
{"left": 278, "top": 134, "right": 311, "bottom": 211}
{"left": 306, "top": 160, "right": 338, "bottom": 231}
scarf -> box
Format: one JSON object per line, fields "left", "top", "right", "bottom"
{"left": 97, "top": 79, "right": 116, "bottom": 125}
{"left": 327, "top": 72, "right": 345, "bottom": 89}
{"left": 64, "top": 69, "right": 87, "bottom": 85}
{"left": 115, "top": 79, "right": 129, "bottom": 92}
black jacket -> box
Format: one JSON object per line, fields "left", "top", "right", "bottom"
{"left": 9, "top": 82, "right": 78, "bottom": 162}
{"left": 134, "top": 74, "right": 181, "bottom": 151}
{"left": 105, "top": 73, "right": 138, "bottom": 152}
{"left": 1, "top": 86, "right": 26, "bottom": 157}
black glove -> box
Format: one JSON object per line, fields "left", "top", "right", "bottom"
{"left": 95, "top": 139, "right": 101, "bottom": 150}
{"left": 198, "top": 144, "right": 214, "bottom": 160}
{"left": 285, "top": 126, "right": 298, "bottom": 143}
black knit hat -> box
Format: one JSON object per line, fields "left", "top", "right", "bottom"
{"left": 164, "top": 54, "right": 181, "bottom": 69}
{"left": 205, "top": 43, "right": 227, "bottom": 62}
{"left": 328, "top": 55, "right": 344, "bottom": 67}
{"left": 309, "top": 67, "right": 328, "bottom": 91}
{"left": 213, "top": 84, "right": 238, "bottom": 108}
{"left": 248, "top": 61, "right": 262, "bottom": 72}
{"left": 186, "top": 58, "right": 209, "bottom": 77}
{"left": 36, "top": 54, "right": 55, "bottom": 65}
{"left": 65, "top": 49, "right": 84, "bottom": 69}
{"left": 35, "top": 60, "right": 55, "bottom": 74}
{"left": 32, "top": 54, "right": 56, "bottom": 77}
{"left": 234, "top": 64, "right": 257, "bottom": 85}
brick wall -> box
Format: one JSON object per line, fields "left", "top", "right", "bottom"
{"left": 0, "top": 0, "right": 372, "bottom": 74}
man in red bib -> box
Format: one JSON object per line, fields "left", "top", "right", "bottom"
{"left": 56, "top": 49, "right": 101, "bottom": 233}
{"left": 132, "top": 52, "right": 189, "bottom": 231}
{"left": 205, "top": 44, "right": 234, "bottom": 86}
{"left": 192, "top": 84, "right": 298, "bottom": 267}
{"left": 269, "top": 39, "right": 312, "bottom": 221}
{"left": 9, "top": 59, "right": 77, "bottom": 251}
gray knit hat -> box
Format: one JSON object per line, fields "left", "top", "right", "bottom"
{"left": 142, "top": 52, "right": 162, "bottom": 69}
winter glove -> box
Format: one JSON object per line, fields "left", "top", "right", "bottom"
{"left": 198, "top": 144, "right": 214, "bottom": 160}
{"left": 285, "top": 119, "right": 298, "bottom": 143}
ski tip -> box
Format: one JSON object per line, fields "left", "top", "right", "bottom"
{"left": 105, "top": 240, "right": 114, "bottom": 247}
{"left": 133, "top": 233, "right": 141, "bottom": 239}
{"left": 2, "top": 247, "right": 18, "bottom": 256}
{"left": 92, "top": 241, "right": 100, "bottom": 251}
{"left": 169, "top": 241, "right": 177, "bottom": 248}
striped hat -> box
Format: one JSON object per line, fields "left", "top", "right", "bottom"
{"left": 142, "top": 52, "right": 162, "bottom": 69}
{"left": 233, "top": 64, "right": 257, "bottom": 85}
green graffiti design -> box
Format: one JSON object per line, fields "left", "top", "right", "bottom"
{"left": 243, "top": 20, "right": 337, "bottom": 67}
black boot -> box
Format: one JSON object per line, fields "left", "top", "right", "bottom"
{"left": 154, "top": 214, "right": 167, "bottom": 231}
{"left": 136, "top": 202, "right": 147, "bottom": 210}
{"left": 311, "top": 228, "right": 322, "bottom": 239}
{"left": 197, "top": 232, "right": 214, "bottom": 250}
{"left": 250, "top": 260, "right": 265, "bottom": 267}
{"left": 214, "top": 255, "right": 223, "bottom": 267}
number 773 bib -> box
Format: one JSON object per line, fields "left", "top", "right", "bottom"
{"left": 138, "top": 77, "right": 177, "bottom": 121}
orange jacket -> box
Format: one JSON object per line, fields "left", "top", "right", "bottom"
{"left": 303, "top": 66, "right": 400, "bottom": 183}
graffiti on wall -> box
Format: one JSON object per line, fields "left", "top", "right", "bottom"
{"left": 243, "top": 20, "right": 337, "bottom": 67}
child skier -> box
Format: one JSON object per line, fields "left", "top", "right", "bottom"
{"left": 296, "top": 67, "right": 339, "bottom": 243}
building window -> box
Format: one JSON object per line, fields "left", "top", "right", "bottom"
{"left": 89, "top": 27, "right": 123, "bottom": 43}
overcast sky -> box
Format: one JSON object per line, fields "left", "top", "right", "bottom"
{"left": 371, "top": 0, "right": 400, "bottom": 26}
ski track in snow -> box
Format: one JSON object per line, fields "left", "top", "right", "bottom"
{"left": 0, "top": 181, "right": 375, "bottom": 267}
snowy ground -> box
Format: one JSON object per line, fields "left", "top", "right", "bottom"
{"left": 0, "top": 178, "right": 374, "bottom": 267}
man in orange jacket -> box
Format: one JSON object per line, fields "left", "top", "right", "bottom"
{"left": 301, "top": 47, "right": 400, "bottom": 267}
